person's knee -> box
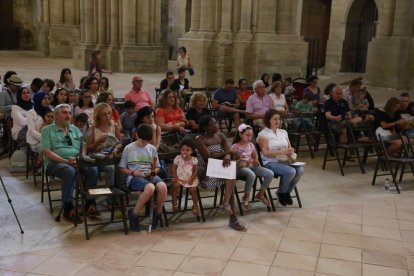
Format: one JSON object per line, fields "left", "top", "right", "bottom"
{"left": 296, "top": 166, "right": 304, "bottom": 176}
{"left": 144, "top": 183, "right": 155, "bottom": 194}
{"left": 156, "top": 182, "right": 168, "bottom": 195}
{"left": 62, "top": 165, "right": 77, "bottom": 178}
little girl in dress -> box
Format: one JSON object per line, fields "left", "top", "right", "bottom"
{"left": 172, "top": 138, "right": 199, "bottom": 216}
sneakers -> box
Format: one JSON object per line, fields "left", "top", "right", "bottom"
{"left": 218, "top": 203, "right": 233, "bottom": 215}
{"left": 128, "top": 208, "right": 140, "bottom": 232}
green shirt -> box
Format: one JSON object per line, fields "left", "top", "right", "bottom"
{"left": 295, "top": 101, "right": 313, "bottom": 113}
{"left": 41, "top": 123, "right": 82, "bottom": 168}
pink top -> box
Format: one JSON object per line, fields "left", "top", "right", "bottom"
{"left": 231, "top": 142, "right": 256, "bottom": 167}
{"left": 124, "top": 89, "right": 154, "bottom": 111}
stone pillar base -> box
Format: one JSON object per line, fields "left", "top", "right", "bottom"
{"left": 73, "top": 45, "right": 168, "bottom": 73}
{"left": 36, "top": 24, "right": 50, "bottom": 57}
{"left": 48, "top": 25, "right": 80, "bottom": 58}
{"left": 365, "top": 37, "right": 414, "bottom": 90}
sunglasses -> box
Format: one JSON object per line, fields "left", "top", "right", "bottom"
{"left": 65, "top": 135, "right": 72, "bottom": 146}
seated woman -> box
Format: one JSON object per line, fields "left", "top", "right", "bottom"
{"left": 51, "top": 88, "right": 69, "bottom": 109}
{"left": 56, "top": 68, "right": 76, "bottom": 91}
{"left": 186, "top": 92, "right": 210, "bottom": 133}
{"left": 74, "top": 90, "right": 94, "bottom": 126}
{"left": 257, "top": 109, "right": 304, "bottom": 206}
{"left": 374, "top": 97, "right": 409, "bottom": 155}
{"left": 83, "top": 77, "right": 100, "bottom": 104}
{"left": 99, "top": 76, "right": 113, "bottom": 95}
{"left": 155, "top": 90, "right": 187, "bottom": 134}
{"left": 237, "top": 78, "right": 252, "bottom": 110}
{"left": 85, "top": 103, "right": 121, "bottom": 214}
{"left": 269, "top": 81, "right": 288, "bottom": 113}
{"left": 195, "top": 115, "right": 246, "bottom": 231}
{"left": 27, "top": 92, "right": 51, "bottom": 153}
{"left": 11, "top": 87, "right": 33, "bottom": 143}
{"left": 96, "top": 93, "right": 121, "bottom": 129}
{"left": 303, "top": 76, "right": 323, "bottom": 106}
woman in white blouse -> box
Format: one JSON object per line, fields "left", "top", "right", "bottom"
{"left": 257, "top": 109, "right": 304, "bottom": 206}
{"left": 269, "top": 81, "right": 288, "bottom": 113}
{"left": 27, "top": 92, "right": 51, "bottom": 152}
{"left": 11, "top": 87, "right": 33, "bottom": 142}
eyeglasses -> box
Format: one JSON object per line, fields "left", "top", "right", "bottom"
{"left": 133, "top": 80, "right": 143, "bottom": 83}
{"left": 65, "top": 135, "right": 72, "bottom": 146}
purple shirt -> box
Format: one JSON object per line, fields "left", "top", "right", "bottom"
{"left": 246, "top": 93, "right": 273, "bottom": 116}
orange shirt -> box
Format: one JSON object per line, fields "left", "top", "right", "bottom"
{"left": 237, "top": 90, "right": 253, "bottom": 104}
{"left": 155, "top": 107, "right": 184, "bottom": 124}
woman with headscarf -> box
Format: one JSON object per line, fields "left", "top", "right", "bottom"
{"left": 27, "top": 92, "right": 52, "bottom": 152}
{"left": 11, "top": 87, "right": 33, "bottom": 142}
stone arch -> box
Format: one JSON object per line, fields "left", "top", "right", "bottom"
{"left": 341, "top": 0, "right": 378, "bottom": 72}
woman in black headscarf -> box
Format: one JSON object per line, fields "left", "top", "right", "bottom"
{"left": 11, "top": 86, "right": 33, "bottom": 142}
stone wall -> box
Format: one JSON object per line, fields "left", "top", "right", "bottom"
{"left": 12, "top": 0, "right": 36, "bottom": 50}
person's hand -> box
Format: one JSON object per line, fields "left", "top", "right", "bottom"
{"left": 335, "top": 115, "right": 342, "bottom": 122}
{"left": 66, "top": 158, "right": 77, "bottom": 166}
{"left": 173, "top": 178, "right": 179, "bottom": 185}
{"left": 98, "top": 134, "right": 108, "bottom": 143}
{"left": 284, "top": 147, "right": 294, "bottom": 155}
{"left": 222, "top": 158, "right": 231, "bottom": 167}
{"left": 188, "top": 179, "right": 194, "bottom": 186}
{"left": 177, "top": 126, "right": 186, "bottom": 133}
{"left": 252, "top": 159, "right": 260, "bottom": 166}
{"left": 132, "top": 170, "right": 145, "bottom": 177}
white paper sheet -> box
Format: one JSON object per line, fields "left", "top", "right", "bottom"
{"left": 206, "top": 158, "right": 237, "bottom": 180}
{"left": 291, "top": 162, "right": 306, "bottom": 166}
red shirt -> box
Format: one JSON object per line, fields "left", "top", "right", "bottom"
{"left": 237, "top": 90, "right": 253, "bottom": 104}
{"left": 112, "top": 109, "right": 120, "bottom": 122}
{"left": 155, "top": 107, "right": 184, "bottom": 124}
{"left": 124, "top": 89, "right": 154, "bottom": 111}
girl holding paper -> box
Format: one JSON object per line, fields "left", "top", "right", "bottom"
{"left": 257, "top": 109, "right": 304, "bottom": 207}
{"left": 195, "top": 115, "right": 246, "bottom": 232}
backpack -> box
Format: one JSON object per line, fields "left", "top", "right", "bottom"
{"left": 9, "top": 149, "right": 27, "bottom": 173}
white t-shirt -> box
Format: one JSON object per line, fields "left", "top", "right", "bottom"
{"left": 257, "top": 127, "right": 289, "bottom": 165}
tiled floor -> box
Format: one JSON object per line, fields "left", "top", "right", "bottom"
{"left": 1, "top": 149, "right": 414, "bottom": 275}
{"left": 0, "top": 55, "right": 413, "bottom": 275}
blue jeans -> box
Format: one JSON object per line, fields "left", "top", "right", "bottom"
{"left": 84, "top": 165, "right": 115, "bottom": 187}
{"left": 264, "top": 162, "right": 304, "bottom": 194}
{"left": 237, "top": 166, "right": 274, "bottom": 193}
{"left": 46, "top": 162, "right": 77, "bottom": 204}
{"left": 129, "top": 176, "right": 163, "bottom": 191}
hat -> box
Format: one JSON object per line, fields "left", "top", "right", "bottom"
{"left": 7, "top": 75, "right": 23, "bottom": 86}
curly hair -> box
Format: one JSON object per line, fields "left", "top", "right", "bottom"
{"left": 189, "top": 92, "right": 207, "bottom": 109}
{"left": 159, "top": 90, "right": 178, "bottom": 109}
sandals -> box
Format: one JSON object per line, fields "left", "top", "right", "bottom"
{"left": 255, "top": 195, "right": 270, "bottom": 207}
{"left": 86, "top": 203, "right": 100, "bottom": 216}
{"left": 242, "top": 195, "right": 250, "bottom": 210}
{"left": 219, "top": 203, "right": 233, "bottom": 215}
{"left": 192, "top": 205, "right": 199, "bottom": 216}
{"left": 172, "top": 203, "right": 180, "bottom": 213}
{"left": 229, "top": 220, "right": 247, "bottom": 232}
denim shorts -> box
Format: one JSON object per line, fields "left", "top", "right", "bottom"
{"left": 129, "top": 175, "right": 163, "bottom": 191}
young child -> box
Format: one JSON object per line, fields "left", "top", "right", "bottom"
{"left": 231, "top": 124, "right": 274, "bottom": 209}
{"left": 68, "top": 90, "right": 78, "bottom": 114}
{"left": 34, "top": 109, "right": 54, "bottom": 168}
{"left": 171, "top": 138, "right": 199, "bottom": 216}
{"left": 293, "top": 93, "right": 314, "bottom": 130}
{"left": 119, "top": 124, "right": 168, "bottom": 231}
{"left": 120, "top": 100, "right": 137, "bottom": 140}
{"left": 74, "top": 112, "right": 89, "bottom": 134}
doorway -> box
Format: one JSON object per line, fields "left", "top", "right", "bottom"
{"left": 301, "top": 0, "right": 332, "bottom": 77}
{"left": 341, "top": 0, "right": 378, "bottom": 72}
{"left": 0, "top": 0, "right": 18, "bottom": 49}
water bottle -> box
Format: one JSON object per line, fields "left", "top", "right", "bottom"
{"left": 384, "top": 178, "right": 390, "bottom": 192}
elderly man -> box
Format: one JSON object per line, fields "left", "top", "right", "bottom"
{"left": 324, "top": 85, "right": 362, "bottom": 144}
{"left": 245, "top": 80, "right": 274, "bottom": 128}
{"left": 125, "top": 75, "right": 155, "bottom": 112}
{"left": 212, "top": 78, "right": 245, "bottom": 128}
{"left": 41, "top": 104, "right": 83, "bottom": 222}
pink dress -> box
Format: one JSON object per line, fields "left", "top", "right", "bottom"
{"left": 174, "top": 155, "right": 199, "bottom": 186}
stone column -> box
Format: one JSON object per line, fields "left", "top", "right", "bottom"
{"left": 49, "top": 0, "right": 64, "bottom": 24}
{"left": 153, "top": 0, "right": 162, "bottom": 43}
{"left": 42, "top": 0, "right": 50, "bottom": 23}
{"left": 255, "top": 0, "right": 276, "bottom": 33}
{"left": 63, "top": 0, "right": 76, "bottom": 25}
{"left": 121, "top": 0, "right": 136, "bottom": 45}
{"left": 137, "top": 0, "right": 149, "bottom": 45}
{"left": 276, "top": 0, "right": 297, "bottom": 34}
{"left": 97, "top": 0, "right": 107, "bottom": 45}
{"left": 239, "top": 0, "right": 253, "bottom": 32}
{"left": 392, "top": 0, "right": 414, "bottom": 36}
{"left": 190, "top": 0, "right": 201, "bottom": 32}
{"left": 199, "top": 1, "right": 216, "bottom": 31}
{"left": 109, "top": 0, "right": 120, "bottom": 46}
{"left": 220, "top": 0, "right": 232, "bottom": 33}
{"left": 83, "top": 0, "right": 95, "bottom": 44}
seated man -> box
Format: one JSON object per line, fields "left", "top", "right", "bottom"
{"left": 342, "top": 78, "right": 374, "bottom": 121}
{"left": 212, "top": 78, "right": 245, "bottom": 128}
{"left": 40, "top": 79, "right": 55, "bottom": 94}
{"left": 125, "top": 75, "right": 155, "bottom": 112}
{"left": 119, "top": 124, "right": 168, "bottom": 231}
{"left": 41, "top": 104, "right": 83, "bottom": 222}
{"left": 159, "top": 71, "right": 180, "bottom": 91}
{"left": 245, "top": 80, "right": 273, "bottom": 128}
{"left": 324, "top": 85, "right": 362, "bottom": 144}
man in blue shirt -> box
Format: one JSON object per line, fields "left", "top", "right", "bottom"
{"left": 212, "top": 78, "right": 245, "bottom": 128}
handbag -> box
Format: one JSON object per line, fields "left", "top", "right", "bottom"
{"left": 375, "top": 127, "right": 392, "bottom": 137}
{"left": 188, "top": 68, "right": 195, "bottom": 76}
{"left": 276, "top": 152, "right": 297, "bottom": 164}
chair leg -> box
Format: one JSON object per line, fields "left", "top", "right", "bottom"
{"left": 162, "top": 206, "right": 169, "bottom": 227}
{"left": 372, "top": 158, "right": 380, "bottom": 186}
{"left": 120, "top": 195, "right": 128, "bottom": 235}
{"left": 234, "top": 185, "right": 243, "bottom": 216}
{"left": 46, "top": 177, "right": 53, "bottom": 213}
{"left": 213, "top": 187, "right": 219, "bottom": 207}
{"left": 267, "top": 187, "right": 276, "bottom": 212}
{"left": 294, "top": 186, "right": 302, "bottom": 208}
{"left": 197, "top": 188, "right": 206, "bottom": 222}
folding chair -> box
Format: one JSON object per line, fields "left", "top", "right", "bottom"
{"left": 174, "top": 185, "right": 206, "bottom": 222}
{"left": 25, "top": 145, "right": 38, "bottom": 186}
{"left": 234, "top": 176, "right": 272, "bottom": 216}
{"left": 41, "top": 162, "right": 62, "bottom": 213}
{"left": 74, "top": 163, "right": 128, "bottom": 240}
{"left": 372, "top": 134, "right": 414, "bottom": 193}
